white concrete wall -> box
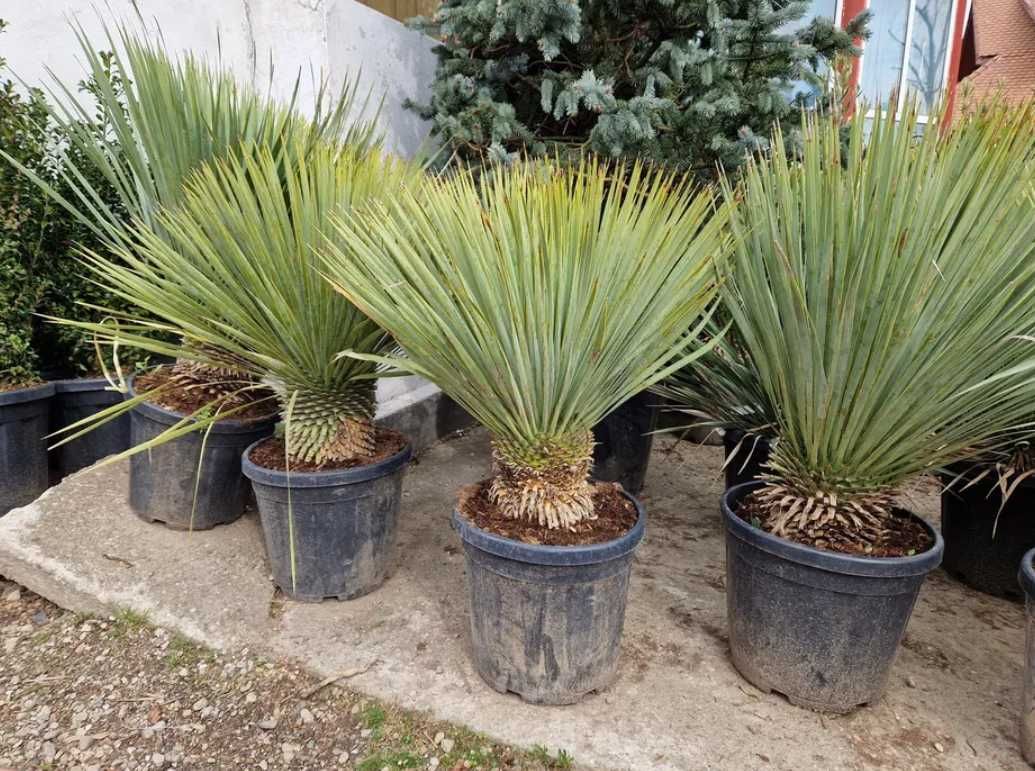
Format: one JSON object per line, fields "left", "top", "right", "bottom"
{"left": 2, "top": 0, "right": 437, "bottom": 158}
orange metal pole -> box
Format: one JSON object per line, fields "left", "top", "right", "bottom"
{"left": 840, "top": 0, "right": 869, "bottom": 118}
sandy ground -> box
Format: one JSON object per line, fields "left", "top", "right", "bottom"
{"left": 0, "top": 428, "right": 1029, "bottom": 770}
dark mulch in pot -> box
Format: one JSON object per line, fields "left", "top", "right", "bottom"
{"left": 737, "top": 491, "right": 934, "bottom": 558}
{"left": 459, "top": 480, "right": 637, "bottom": 546}
{"left": 248, "top": 428, "right": 408, "bottom": 472}
{"left": 135, "top": 366, "right": 275, "bottom": 421}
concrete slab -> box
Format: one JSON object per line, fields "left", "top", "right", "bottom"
{"left": 0, "top": 429, "right": 1027, "bottom": 770}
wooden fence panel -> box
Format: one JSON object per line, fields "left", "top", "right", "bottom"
{"left": 358, "top": 0, "right": 438, "bottom": 22}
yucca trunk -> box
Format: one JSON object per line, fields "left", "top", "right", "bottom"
{"left": 751, "top": 479, "right": 896, "bottom": 551}
{"left": 168, "top": 359, "right": 256, "bottom": 407}
{"left": 272, "top": 382, "right": 377, "bottom": 466}
{"left": 489, "top": 431, "right": 596, "bottom": 528}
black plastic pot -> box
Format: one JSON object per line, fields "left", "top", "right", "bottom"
{"left": 52, "top": 378, "right": 131, "bottom": 477}
{"left": 452, "top": 495, "right": 646, "bottom": 705}
{"left": 939, "top": 463, "right": 1035, "bottom": 600}
{"left": 128, "top": 379, "right": 275, "bottom": 530}
{"left": 723, "top": 480, "right": 943, "bottom": 713}
{"left": 592, "top": 391, "right": 658, "bottom": 494}
{"left": 722, "top": 429, "right": 772, "bottom": 491}
{"left": 0, "top": 383, "right": 55, "bottom": 516}
{"left": 1020, "top": 549, "right": 1035, "bottom": 765}
{"left": 242, "top": 440, "right": 412, "bottom": 602}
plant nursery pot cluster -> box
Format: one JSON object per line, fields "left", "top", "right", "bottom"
{"left": 126, "top": 374, "right": 415, "bottom": 602}
{"left": 0, "top": 378, "right": 134, "bottom": 517}
{"left": 939, "top": 463, "right": 1035, "bottom": 601}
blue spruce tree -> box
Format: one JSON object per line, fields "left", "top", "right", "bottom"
{"left": 409, "top": 0, "right": 869, "bottom": 172}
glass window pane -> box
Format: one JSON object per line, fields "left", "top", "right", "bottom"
{"left": 859, "top": 0, "right": 909, "bottom": 109}
{"left": 906, "top": 0, "right": 955, "bottom": 111}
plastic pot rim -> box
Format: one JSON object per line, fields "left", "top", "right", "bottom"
{"left": 452, "top": 490, "right": 646, "bottom": 567}
{"left": 241, "top": 438, "right": 412, "bottom": 488}
{"left": 1021, "top": 548, "right": 1035, "bottom": 598}
{"left": 723, "top": 480, "right": 944, "bottom": 579}
{"left": 53, "top": 377, "right": 121, "bottom": 394}
{"left": 128, "top": 375, "right": 277, "bottom": 435}
{"left": 0, "top": 382, "right": 55, "bottom": 408}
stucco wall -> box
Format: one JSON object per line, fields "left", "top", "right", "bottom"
{"left": 2, "top": 0, "right": 437, "bottom": 158}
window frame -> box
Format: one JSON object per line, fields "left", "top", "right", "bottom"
{"left": 837, "top": 0, "right": 965, "bottom": 122}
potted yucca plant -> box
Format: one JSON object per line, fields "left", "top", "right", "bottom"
{"left": 64, "top": 141, "right": 420, "bottom": 599}
{"left": 321, "top": 159, "right": 728, "bottom": 703}
{"left": 9, "top": 21, "right": 372, "bottom": 527}
{"left": 935, "top": 115, "right": 1035, "bottom": 601}
{"left": 715, "top": 101, "right": 1035, "bottom": 713}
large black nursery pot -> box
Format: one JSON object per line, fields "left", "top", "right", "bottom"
{"left": 242, "top": 440, "right": 412, "bottom": 602}
{"left": 722, "top": 428, "right": 772, "bottom": 491}
{"left": 52, "top": 378, "right": 131, "bottom": 477}
{"left": 0, "top": 382, "right": 55, "bottom": 516}
{"left": 1020, "top": 549, "right": 1035, "bottom": 765}
{"left": 452, "top": 494, "right": 646, "bottom": 705}
{"left": 128, "top": 378, "right": 275, "bottom": 530}
{"left": 940, "top": 463, "right": 1035, "bottom": 600}
{"left": 722, "top": 480, "right": 943, "bottom": 713}
{"left": 591, "top": 391, "right": 658, "bottom": 495}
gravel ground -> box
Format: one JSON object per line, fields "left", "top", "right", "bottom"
{"left": 0, "top": 578, "right": 574, "bottom": 771}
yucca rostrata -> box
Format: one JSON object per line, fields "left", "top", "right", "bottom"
{"left": 321, "top": 160, "right": 729, "bottom": 528}
{"left": 3, "top": 19, "right": 377, "bottom": 404}
{"left": 717, "top": 100, "right": 1035, "bottom": 549}
{"left": 58, "top": 143, "right": 421, "bottom": 466}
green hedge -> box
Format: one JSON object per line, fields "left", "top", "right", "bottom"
{"left": 0, "top": 21, "right": 130, "bottom": 386}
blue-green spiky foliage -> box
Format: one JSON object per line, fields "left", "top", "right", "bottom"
{"left": 409, "top": 0, "right": 869, "bottom": 174}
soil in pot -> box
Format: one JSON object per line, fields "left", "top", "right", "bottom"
{"left": 1020, "top": 549, "right": 1035, "bottom": 765}
{"left": 453, "top": 482, "right": 644, "bottom": 705}
{"left": 242, "top": 430, "right": 412, "bottom": 602}
{"left": 940, "top": 464, "right": 1035, "bottom": 600}
{"left": 591, "top": 391, "right": 658, "bottom": 494}
{"left": 722, "top": 481, "right": 943, "bottom": 713}
{"left": 722, "top": 429, "right": 772, "bottom": 491}
{"left": 51, "top": 378, "right": 131, "bottom": 478}
{"left": 128, "top": 368, "right": 276, "bottom": 530}
{"left": 0, "top": 382, "right": 55, "bottom": 516}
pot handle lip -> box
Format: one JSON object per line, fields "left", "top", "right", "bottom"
{"left": 0, "top": 381, "right": 56, "bottom": 407}
{"left": 241, "top": 438, "right": 413, "bottom": 488}
{"left": 722, "top": 481, "right": 944, "bottom": 579}
{"left": 1021, "top": 548, "right": 1035, "bottom": 598}
{"left": 451, "top": 490, "right": 646, "bottom": 567}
